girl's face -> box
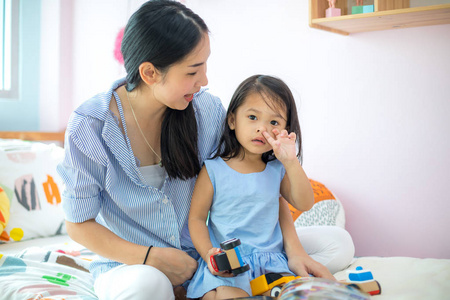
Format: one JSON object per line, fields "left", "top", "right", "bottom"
{"left": 152, "top": 33, "right": 210, "bottom": 110}
{"left": 228, "top": 92, "right": 288, "bottom": 157}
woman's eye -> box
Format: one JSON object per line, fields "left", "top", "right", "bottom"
{"left": 187, "top": 72, "right": 197, "bottom": 76}
{"left": 270, "top": 120, "right": 279, "bottom": 126}
{"left": 248, "top": 115, "right": 257, "bottom": 120}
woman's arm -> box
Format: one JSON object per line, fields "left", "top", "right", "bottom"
{"left": 66, "top": 220, "right": 197, "bottom": 286}
{"left": 279, "top": 197, "right": 335, "bottom": 280}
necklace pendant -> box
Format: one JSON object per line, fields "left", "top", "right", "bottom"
{"left": 158, "top": 160, "right": 163, "bottom": 168}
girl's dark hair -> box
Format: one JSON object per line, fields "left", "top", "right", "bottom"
{"left": 121, "top": 0, "right": 208, "bottom": 180}
{"left": 215, "top": 75, "right": 302, "bottom": 163}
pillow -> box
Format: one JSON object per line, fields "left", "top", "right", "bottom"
{"left": 288, "top": 179, "right": 345, "bottom": 228}
{"left": 0, "top": 139, "right": 66, "bottom": 243}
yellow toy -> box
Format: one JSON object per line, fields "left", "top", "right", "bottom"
{"left": 251, "top": 272, "right": 301, "bottom": 297}
{"left": 0, "top": 187, "right": 11, "bottom": 241}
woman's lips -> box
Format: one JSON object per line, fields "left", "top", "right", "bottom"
{"left": 184, "top": 94, "right": 194, "bottom": 102}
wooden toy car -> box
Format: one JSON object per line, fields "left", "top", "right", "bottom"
{"left": 250, "top": 272, "right": 301, "bottom": 297}
{"left": 341, "top": 266, "right": 381, "bottom": 295}
{"left": 210, "top": 238, "right": 250, "bottom": 276}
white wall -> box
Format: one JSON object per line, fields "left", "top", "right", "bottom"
{"left": 52, "top": 0, "right": 450, "bottom": 259}
{"left": 188, "top": 0, "right": 450, "bottom": 259}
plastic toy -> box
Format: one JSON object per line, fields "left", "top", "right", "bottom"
{"left": 341, "top": 266, "right": 381, "bottom": 296}
{"left": 251, "top": 272, "right": 301, "bottom": 297}
{"left": 0, "top": 187, "right": 11, "bottom": 241}
{"left": 210, "top": 238, "right": 249, "bottom": 276}
{"left": 347, "top": 266, "right": 374, "bottom": 281}
{"left": 278, "top": 277, "right": 371, "bottom": 300}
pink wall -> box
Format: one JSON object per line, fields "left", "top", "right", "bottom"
{"left": 191, "top": 0, "right": 450, "bottom": 259}
{"left": 45, "top": 0, "right": 450, "bottom": 258}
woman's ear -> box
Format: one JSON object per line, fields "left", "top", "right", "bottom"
{"left": 139, "top": 62, "right": 160, "bottom": 86}
{"left": 228, "top": 113, "right": 236, "bottom": 130}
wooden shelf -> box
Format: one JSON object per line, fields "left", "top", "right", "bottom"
{"left": 309, "top": 2, "right": 450, "bottom": 35}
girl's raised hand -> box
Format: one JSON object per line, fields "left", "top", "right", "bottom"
{"left": 263, "top": 129, "right": 297, "bottom": 163}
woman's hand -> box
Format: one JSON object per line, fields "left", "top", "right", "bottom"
{"left": 205, "top": 248, "right": 235, "bottom": 278}
{"left": 263, "top": 129, "right": 297, "bottom": 163}
{"left": 147, "top": 247, "right": 198, "bottom": 286}
{"left": 288, "top": 254, "right": 335, "bottom": 280}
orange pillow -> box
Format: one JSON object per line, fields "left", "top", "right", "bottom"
{"left": 288, "top": 179, "right": 345, "bottom": 228}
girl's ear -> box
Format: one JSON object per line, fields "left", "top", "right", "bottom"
{"left": 139, "top": 62, "right": 160, "bottom": 85}
{"left": 228, "top": 113, "right": 236, "bottom": 130}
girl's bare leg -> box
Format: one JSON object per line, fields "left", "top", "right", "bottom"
{"left": 202, "top": 286, "right": 249, "bottom": 300}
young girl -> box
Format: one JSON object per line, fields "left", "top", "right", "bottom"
{"left": 188, "top": 75, "right": 321, "bottom": 299}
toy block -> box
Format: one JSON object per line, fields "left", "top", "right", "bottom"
{"left": 352, "top": 6, "right": 364, "bottom": 14}
{"left": 326, "top": 8, "right": 341, "bottom": 18}
{"left": 363, "top": 5, "right": 374, "bottom": 13}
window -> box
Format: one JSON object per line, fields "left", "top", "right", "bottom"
{"left": 0, "top": 0, "right": 18, "bottom": 98}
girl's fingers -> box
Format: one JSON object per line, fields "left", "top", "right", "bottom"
{"left": 262, "top": 131, "right": 275, "bottom": 145}
{"left": 272, "top": 128, "right": 280, "bottom": 136}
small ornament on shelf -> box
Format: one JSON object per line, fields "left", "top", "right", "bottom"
{"left": 349, "top": 0, "right": 374, "bottom": 14}
{"left": 326, "top": 0, "right": 341, "bottom": 17}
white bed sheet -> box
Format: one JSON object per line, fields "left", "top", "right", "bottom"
{"left": 0, "top": 234, "right": 74, "bottom": 256}
{"left": 334, "top": 256, "right": 450, "bottom": 300}
{"left": 1, "top": 237, "right": 450, "bottom": 300}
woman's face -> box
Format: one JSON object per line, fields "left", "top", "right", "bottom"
{"left": 152, "top": 33, "right": 210, "bottom": 110}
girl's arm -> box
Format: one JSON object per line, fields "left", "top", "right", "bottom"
{"left": 280, "top": 160, "right": 314, "bottom": 211}
{"left": 278, "top": 197, "right": 335, "bottom": 280}
{"left": 188, "top": 166, "right": 214, "bottom": 261}
{"left": 188, "top": 166, "right": 232, "bottom": 277}
{"left": 65, "top": 219, "right": 198, "bottom": 286}
{"left": 263, "top": 129, "right": 314, "bottom": 211}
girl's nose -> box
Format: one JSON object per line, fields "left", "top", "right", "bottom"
{"left": 256, "top": 125, "right": 267, "bottom": 133}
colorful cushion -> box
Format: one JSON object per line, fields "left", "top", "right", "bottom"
{"left": 0, "top": 139, "right": 66, "bottom": 243}
{"left": 288, "top": 179, "right": 345, "bottom": 228}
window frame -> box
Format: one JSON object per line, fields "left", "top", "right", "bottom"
{"left": 0, "top": 0, "right": 19, "bottom": 99}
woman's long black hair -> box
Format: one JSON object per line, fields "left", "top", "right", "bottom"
{"left": 214, "top": 75, "right": 302, "bottom": 163}
{"left": 121, "top": 0, "right": 208, "bottom": 180}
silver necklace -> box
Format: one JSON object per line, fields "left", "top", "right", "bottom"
{"left": 126, "top": 91, "right": 163, "bottom": 167}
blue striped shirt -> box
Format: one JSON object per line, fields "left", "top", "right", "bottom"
{"left": 57, "top": 78, "right": 226, "bottom": 279}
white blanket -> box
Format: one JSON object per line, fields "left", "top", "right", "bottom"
{"left": 1, "top": 236, "right": 450, "bottom": 300}
{"left": 334, "top": 256, "right": 450, "bottom": 300}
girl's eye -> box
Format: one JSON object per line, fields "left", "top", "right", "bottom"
{"left": 270, "top": 120, "right": 279, "bottom": 126}
{"left": 187, "top": 72, "right": 197, "bottom": 76}
{"left": 248, "top": 115, "right": 257, "bottom": 120}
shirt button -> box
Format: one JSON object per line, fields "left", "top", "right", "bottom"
{"left": 162, "top": 197, "right": 169, "bottom": 204}
{"left": 170, "top": 235, "right": 176, "bottom": 241}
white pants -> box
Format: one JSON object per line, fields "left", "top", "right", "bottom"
{"left": 296, "top": 225, "right": 355, "bottom": 274}
{"left": 94, "top": 226, "right": 354, "bottom": 300}
{"left": 94, "top": 264, "right": 175, "bottom": 300}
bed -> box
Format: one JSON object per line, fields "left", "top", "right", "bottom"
{"left": 1, "top": 131, "right": 449, "bottom": 300}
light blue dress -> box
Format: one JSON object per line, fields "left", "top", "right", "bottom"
{"left": 187, "top": 157, "right": 293, "bottom": 298}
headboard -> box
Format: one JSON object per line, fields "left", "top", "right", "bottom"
{"left": 0, "top": 131, "right": 65, "bottom": 145}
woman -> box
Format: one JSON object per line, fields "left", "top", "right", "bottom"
{"left": 57, "top": 1, "right": 354, "bottom": 299}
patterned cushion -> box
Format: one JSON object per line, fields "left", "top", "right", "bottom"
{"left": 0, "top": 139, "right": 66, "bottom": 243}
{"left": 288, "top": 179, "right": 345, "bottom": 228}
